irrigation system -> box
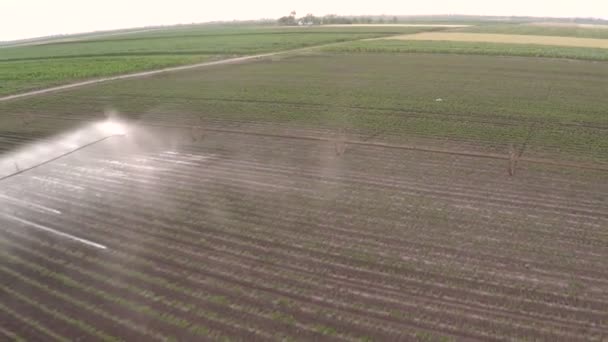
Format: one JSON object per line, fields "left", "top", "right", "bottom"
{"left": 0, "top": 120, "right": 127, "bottom": 183}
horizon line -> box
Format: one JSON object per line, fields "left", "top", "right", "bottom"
{"left": 2, "top": 13, "right": 607, "bottom": 43}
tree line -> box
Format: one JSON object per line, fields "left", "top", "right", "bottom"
{"left": 277, "top": 12, "right": 399, "bottom": 26}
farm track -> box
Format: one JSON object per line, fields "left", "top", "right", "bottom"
{"left": 0, "top": 55, "right": 276, "bottom": 103}
{"left": 0, "top": 130, "right": 606, "bottom": 340}
{"left": 1, "top": 34, "right": 420, "bottom": 104}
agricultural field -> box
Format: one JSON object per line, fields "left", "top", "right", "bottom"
{"left": 390, "top": 32, "right": 608, "bottom": 49}
{"left": 324, "top": 39, "right": 608, "bottom": 61}
{"left": 0, "top": 55, "right": 215, "bottom": 97}
{"left": 3, "top": 52, "right": 607, "bottom": 164}
{"left": 458, "top": 22, "right": 608, "bottom": 39}
{"left": 0, "top": 25, "right": 439, "bottom": 96}
{"left": 323, "top": 22, "right": 608, "bottom": 62}
{"left": 1, "top": 21, "right": 607, "bottom": 341}
{"left": 326, "top": 26, "right": 608, "bottom": 61}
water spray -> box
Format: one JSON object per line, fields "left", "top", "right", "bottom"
{"left": 97, "top": 120, "right": 128, "bottom": 136}
{"left": 0, "top": 120, "right": 128, "bottom": 183}
{"left": 0, "top": 119, "right": 127, "bottom": 250}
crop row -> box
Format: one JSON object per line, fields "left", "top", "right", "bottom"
{"left": 2, "top": 158, "right": 604, "bottom": 340}
{"left": 1, "top": 128, "right": 606, "bottom": 341}
{"left": 11, "top": 138, "right": 608, "bottom": 269}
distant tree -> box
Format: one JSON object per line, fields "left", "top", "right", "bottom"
{"left": 320, "top": 14, "right": 361, "bottom": 25}
{"left": 277, "top": 16, "right": 291, "bottom": 25}
{"left": 392, "top": 16, "right": 398, "bottom": 23}
{"left": 324, "top": 14, "right": 338, "bottom": 24}
{"left": 301, "top": 13, "right": 319, "bottom": 25}
{"left": 277, "top": 10, "right": 297, "bottom": 26}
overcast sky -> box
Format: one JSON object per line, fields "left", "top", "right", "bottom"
{"left": 1, "top": 0, "right": 607, "bottom": 41}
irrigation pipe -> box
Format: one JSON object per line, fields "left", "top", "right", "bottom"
{"left": 0, "top": 134, "right": 125, "bottom": 183}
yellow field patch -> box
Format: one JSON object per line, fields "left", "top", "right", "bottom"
{"left": 529, "top": 22, "right": 608, "bottom": 29}
{"left": 388, "top": 32, "right": 608, "bottom": 49}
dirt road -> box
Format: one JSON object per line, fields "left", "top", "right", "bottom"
{"left": 0, "top": 33, "right": 393, "bottom": 103}
{"left": 0, "top": 48, "right": 310, "bottom": 103}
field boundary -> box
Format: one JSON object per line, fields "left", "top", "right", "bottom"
{"left": 0, "top": 53, "right": 283, "bottom": 103}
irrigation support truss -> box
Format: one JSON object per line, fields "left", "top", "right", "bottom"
{"left": 0, "top": 134, "right": 125, "bottom": 183}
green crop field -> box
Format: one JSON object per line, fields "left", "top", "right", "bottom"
{"left": 1, "top": 21, "right": 607, "bottom": 341}
{"left": 3, "top": 52, "right": 607, "bottom": 164}
{"left": 323, "top": 39, "right": 608, "bottom": 61}
{"left": 1, "top": 28, "right": 425, "bottom": 61}
{"left": 0, "top": 55, "right": 215, "bottom": 96}
{"left": 0, "top": 25, "right": 439, "bottom": 96}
